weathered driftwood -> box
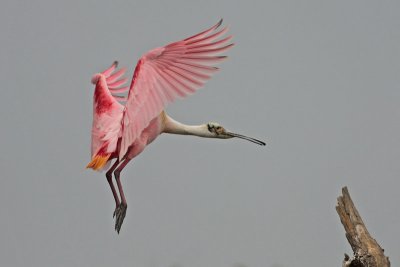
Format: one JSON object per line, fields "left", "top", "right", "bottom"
{"left": 336, "top": 187, "right": 390, "bottom": 267}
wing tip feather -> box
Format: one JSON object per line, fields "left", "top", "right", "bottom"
{"left": 217, "top": 18, "right": 223, "bottom": 28}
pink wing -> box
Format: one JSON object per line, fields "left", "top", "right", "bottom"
{"left": 119, "top": 19, "right": 233, "bottom": 159}
{"left": 89, "top": 62, "right": 129, "bottom": 163}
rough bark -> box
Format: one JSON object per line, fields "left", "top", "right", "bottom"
{"left": 336, "top": 187, "right": 390, "bottom": 267}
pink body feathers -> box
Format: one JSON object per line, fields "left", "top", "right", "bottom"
{"left": 86, "top": 20, "right": 244, "bottom": 233}
{"left": 87, "top": 19, "right": 233, "bottom": 171}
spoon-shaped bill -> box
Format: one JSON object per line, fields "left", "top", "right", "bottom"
{"left": 226, "top": 132, "right": 266, "bottom": 146}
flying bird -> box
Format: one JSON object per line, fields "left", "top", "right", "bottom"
{"left": 87, "top": 20, "right": 265, "bottom": 233}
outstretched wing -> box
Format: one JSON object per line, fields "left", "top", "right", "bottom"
{"left": 119, "top": 19, "right": 233, "bottom": 159}
{"left": 88, "top": 62, "right": 129, "bottom": 170}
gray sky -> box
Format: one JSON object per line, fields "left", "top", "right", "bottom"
{"left": 1, "top": 1, "right": 399, "bottom": 266}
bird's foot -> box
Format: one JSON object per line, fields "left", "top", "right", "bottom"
{"left": 114, "top": 203, "right": 127, "bottom": 234}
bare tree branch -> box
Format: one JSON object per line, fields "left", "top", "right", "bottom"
{"left": 336, "top": 186, "right": 390, "bottom": 267}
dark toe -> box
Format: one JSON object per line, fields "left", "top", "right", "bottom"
{"left": 114, "top": 204, "right": 127, "bottom": 233}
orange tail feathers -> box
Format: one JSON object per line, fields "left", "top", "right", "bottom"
{"left": 86, "top": 153, "right": 111, "bottom": 171}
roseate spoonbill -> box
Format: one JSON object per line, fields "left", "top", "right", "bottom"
{"left": 87, "top": 20, "right": 265, "bottom": 233}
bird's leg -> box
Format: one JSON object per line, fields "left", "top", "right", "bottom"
{"left": 106, "top": 159, "right": 121, "bottom": 217}
{"left": 113, "top": 158, "right": 131, "bottom": 234}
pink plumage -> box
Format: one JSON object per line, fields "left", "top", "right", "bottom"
{"left": 87, "top": 20, "right": 241, "bottom": 233}
{"left": 88, "top": 19, "right": 233, "bottom": 171}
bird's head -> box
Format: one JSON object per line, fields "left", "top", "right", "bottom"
{"left": 206, "top": 122, "right": 266, "bottom": 146}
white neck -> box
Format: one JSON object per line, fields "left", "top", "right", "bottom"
{"left": 163, "top": 114, "right": 214, "bottom": 138}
